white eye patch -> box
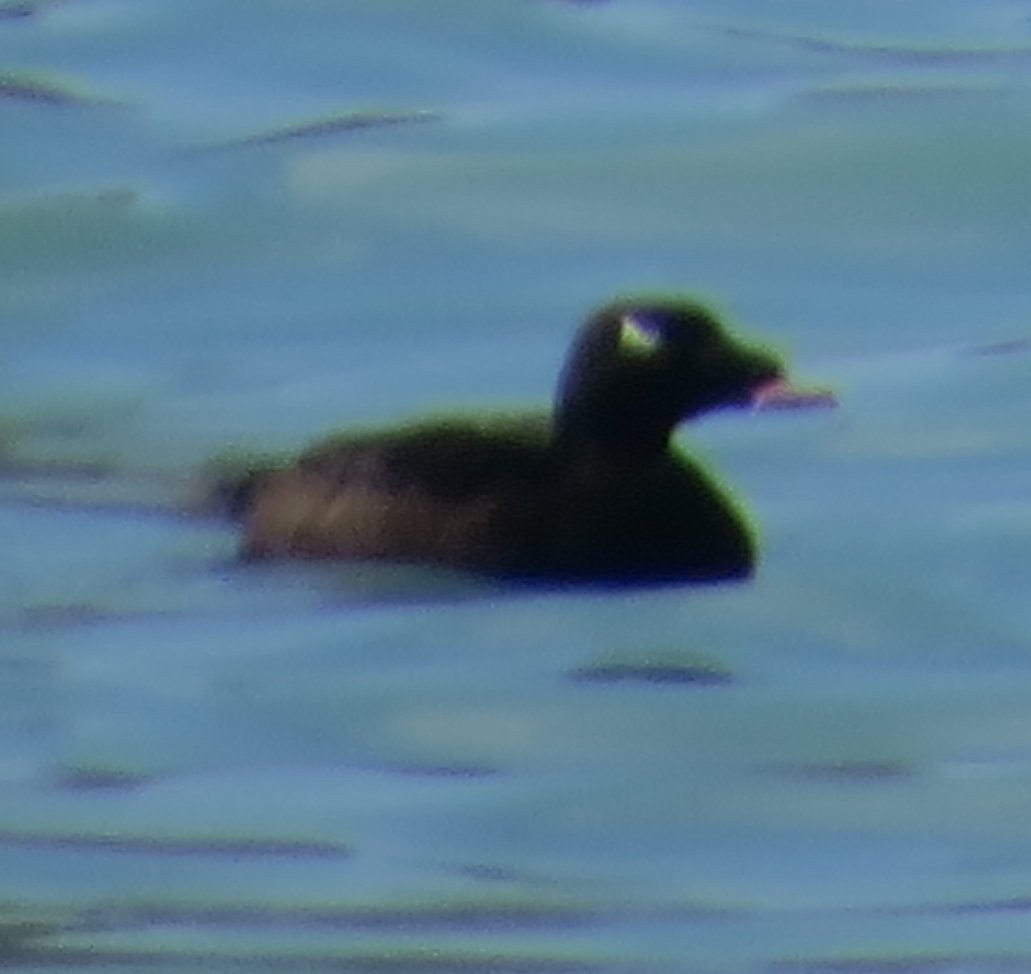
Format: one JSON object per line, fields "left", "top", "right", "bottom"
{"left": 618, "top": 314, "right": 663, "bottom": 358}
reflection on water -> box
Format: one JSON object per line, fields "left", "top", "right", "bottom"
{"left": 3, "top": 0, "right": 1031, "bottom": 970}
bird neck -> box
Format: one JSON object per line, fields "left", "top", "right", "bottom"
{"left": 552, "top": 395, "right": 673, "bottom": 459}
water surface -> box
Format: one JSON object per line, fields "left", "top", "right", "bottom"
{"left": 3, "top": 1, "right": 1031, "bottom": 971}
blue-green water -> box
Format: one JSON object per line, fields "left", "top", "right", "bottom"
{"left": 3, "top": 2, "right": 1031, "bottom": 971}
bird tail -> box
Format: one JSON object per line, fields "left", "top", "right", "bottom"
{"left": 193, "top": 454, "right": 281, "bottom": 521}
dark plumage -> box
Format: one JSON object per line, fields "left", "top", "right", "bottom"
{"left": 225, "top": 296, "right": 830, "bottom": 586}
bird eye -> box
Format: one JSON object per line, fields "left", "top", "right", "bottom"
{"left": 618, "top": 314, "right": 663, "bottom": 359}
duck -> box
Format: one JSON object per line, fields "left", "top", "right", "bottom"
{"left": 219, "top": 296, "right": 832, "bottom": 586}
